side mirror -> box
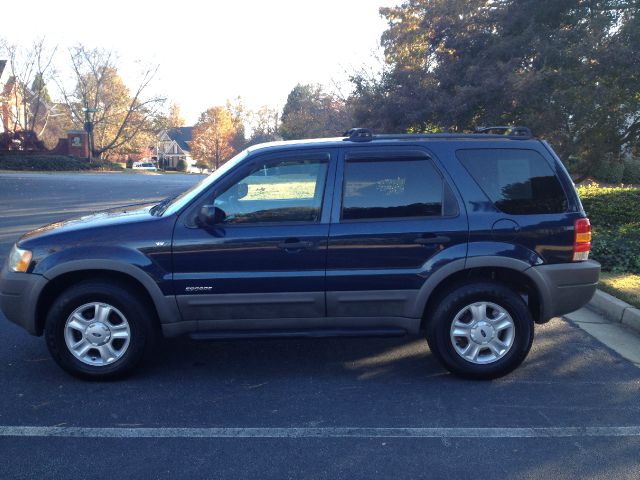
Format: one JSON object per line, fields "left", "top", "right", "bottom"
{"left": 197, "top": 205, "right": 226, "bottom": 226}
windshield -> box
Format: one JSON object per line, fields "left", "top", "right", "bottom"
{"left": 154, "top": 150, "right": 249, "bottom": 216}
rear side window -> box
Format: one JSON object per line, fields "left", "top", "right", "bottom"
{"left": 341, "top": 158, "right": 446, "bottom": 220}
{"left": 457, "top": 149, "right": 568, "bottom": 214}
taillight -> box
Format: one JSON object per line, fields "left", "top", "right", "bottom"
{"left": 573, "top": 218, "right": 591, "bottom": 261}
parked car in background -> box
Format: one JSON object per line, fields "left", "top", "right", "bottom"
{"left": 0, "top": 127, "right": 600, "bottom": 380}
{"left": 132, "top": 161, "right": 158, "bottom": 171}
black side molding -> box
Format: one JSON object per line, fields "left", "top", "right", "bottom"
{"left": 189, "top": 327, "right": 407, "bottom": 341}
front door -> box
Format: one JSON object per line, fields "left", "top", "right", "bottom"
{"left": 172, "top": 149, "right": 336, "bottom": 330}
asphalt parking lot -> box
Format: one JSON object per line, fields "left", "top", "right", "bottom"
{"left": 0, "top": 172, "right": 639, "bottom": 479}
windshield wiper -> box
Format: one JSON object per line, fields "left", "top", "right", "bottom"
{"left": 150, "top": 195, "right": 177, "bottom": 216}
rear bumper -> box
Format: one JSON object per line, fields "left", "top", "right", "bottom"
{"left": 0, "top": 267, "right": 47, "bottom": 335}
{"left": 529, "top": 259, "right": 600, "bottom": 322}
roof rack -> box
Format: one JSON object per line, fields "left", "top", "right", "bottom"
{"left": 341, "top": 125, "right": 534, "bottom": 142}
{"left": 475, "top": 126, "right": 532, "bottom": 138}
{"left": 343, "top": 128, "right": 373, "bottom": 142}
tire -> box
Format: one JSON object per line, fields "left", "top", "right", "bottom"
{"left": 44, "top": 280, "right": 156, "bottom": 379}
{"left": 426, "top": 282, "right": 534, "bottom": 380}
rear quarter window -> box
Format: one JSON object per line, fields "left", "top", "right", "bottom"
{"left": 456, "top": 148, "right": 568, "bottom": 214}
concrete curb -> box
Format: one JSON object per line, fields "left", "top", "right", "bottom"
{"left": 588, "top": 289, "right": 640, "bottom": 333}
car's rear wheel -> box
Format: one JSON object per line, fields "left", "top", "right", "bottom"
{"left": 426, "top": 282, "right": 534, "bottom": 379}
{"left": 44, "top": 281, "right": 155, "bottom": 379}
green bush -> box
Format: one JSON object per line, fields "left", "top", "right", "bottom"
{"left": 591, "top": 155, "right": 625, "bottom": 184}
{"left": 590, "top": 229, "right": 640, "bottom": 273}
{"left": 577, "top": 184, "right": 640, "bottom": 273}
{"left": 91, "top": 158, "right": 124, "bottom": 171}
{"left": 176, "top": 159, "right": 187, "bottom": 172}
{"left": 623, "top": 157, "right": 640, "bottom": 184}
{"left": 195, "top": 161, "right": 209, "bottom": 172}
{"left": 577, "top": 184, "right": 640, "bottom": 228}
{"left": 0, "top": 154, "right": 122, "bottom": 171}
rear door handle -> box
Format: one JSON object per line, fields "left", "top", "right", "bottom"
{"left": 414, "top": 235, "right": 450, "bottom": 245}
{"left": 277, "top": 239, "right": 314, "bottom": 250}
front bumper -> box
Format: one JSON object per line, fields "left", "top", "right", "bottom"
{"left": 0, "top": 267, "right": 47, "bottom": 335}
{"left": 529, "top": 259, "right": 601, "bottom": 322}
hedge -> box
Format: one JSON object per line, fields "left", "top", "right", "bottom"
{"left": 0, "top": 154, "right": 122, "bottom": 171}
{"left": 577, "top": 184, "right": 640, "bottom": 273}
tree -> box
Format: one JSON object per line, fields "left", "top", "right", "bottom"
{"left": 1, "top": 38, "right": 58, "bottom": 142}
{"left": 31, "top": 73, "right": 51, "bottom": 104}
{"left": 225, "top": 96, "right": 247, "bottom": 152}
{"left": 246, "top": 105, "right": 280, "bottom": 146}
{"left": 191, "top": 106, "right": 238, "bottom": 170}
{"left": 194, "top": 160, "right": 209, "bottom": 173}
{"left": 152, "top": 102, "right": 186, "bottom": 133}
{"left": 167, "top": 102, "right": 185, "bottom": 128}
{"left": 350, "top": 0, "right": 640, "bottom": 179}
{"left": 58, "top": 45, "right": 164, "bottom": 160}
{"left": 280, "top": 84, "right": 352, "bottom": 140}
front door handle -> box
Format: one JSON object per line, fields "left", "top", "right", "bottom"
{"left": 277, "top": 239, "right": 314, "bottom": 251}
{"left": 414, "top": 235, "right": 450, "bottom": 245}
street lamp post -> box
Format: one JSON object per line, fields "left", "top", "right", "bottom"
{"left": 156, "top": 139, "right": 165, "bottom": 171}
{"left": 83, "top": 105, "right": 98, "bottom": 163}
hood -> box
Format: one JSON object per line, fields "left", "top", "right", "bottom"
{"left": 18, "top": 202, "right": 158, "bottom": 246}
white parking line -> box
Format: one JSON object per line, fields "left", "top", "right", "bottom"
{"left": 1, "top": 426, "right": 640, "bottom": 439}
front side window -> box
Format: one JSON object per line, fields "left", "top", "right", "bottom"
{"left": 213, "top": 154, "right": 329, "bottom": 224}
{"left": 457, "top": 149, "right": 568, "bottom": 214}
{"left": 341, "top": 158, "right": 444, "bottom": 220}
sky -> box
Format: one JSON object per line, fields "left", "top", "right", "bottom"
{"left": 2, "top": 0, "right": 400, "bottom": 124}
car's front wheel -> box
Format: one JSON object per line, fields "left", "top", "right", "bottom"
{"left": 44, "top": 281, "right": 155, "bottom": 379}
{"left": 426, "top": 282, "right": 534, "bottom": 379}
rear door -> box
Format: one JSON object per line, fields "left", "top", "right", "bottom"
{"left": 326, "top": 146, "right": 468, "bottom": 319}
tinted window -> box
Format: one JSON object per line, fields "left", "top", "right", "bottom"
{"left": 457, "top": 149, "right": 568, "bottom": 214}
{"left": 342, "top": 159, "right": 444, "bottom": 220}
{"left": 214, "top": 155, "right": 329, "bottom": 224}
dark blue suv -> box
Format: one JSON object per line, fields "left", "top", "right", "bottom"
{"left": 0, "top": 127, "right": 600, "bottom": 379}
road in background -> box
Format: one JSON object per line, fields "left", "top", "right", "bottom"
{"left": 1, "top": 172, "right": 639, "bottom": 479}
{"left": 0, "top": 172, "right": 203, "bottom": 262}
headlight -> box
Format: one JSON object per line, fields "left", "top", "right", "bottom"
{"left": 8, "top": 245, "right": 32, "bottom": 272}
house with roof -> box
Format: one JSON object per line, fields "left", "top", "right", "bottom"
{"left": 154, "top": 126, "right": 199, "bottom": 172}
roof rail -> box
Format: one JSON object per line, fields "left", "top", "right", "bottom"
{"left": 343, "top": 128, "right": 373, "bottom": 142}
{"left": 340, "top": 126, "right": 533, "bottom": 142}
{"left": 475, "top": 126, "right": 532, "bottom": 138}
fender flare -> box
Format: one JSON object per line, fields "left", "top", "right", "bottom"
{"left": 41, "top": 259, "right": 180, "bottom": 326}
{"left": 410, "top": 256, "right": 551, "bottom": 322}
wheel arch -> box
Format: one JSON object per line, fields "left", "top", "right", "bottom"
{"left": 35, "top": 261, "right": 179, "bottom": 335}
{"left": 415, "top": 258, "right": 548, "bottom": 330}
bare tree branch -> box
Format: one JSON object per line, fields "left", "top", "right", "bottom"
{"left": 58, "top": 44, "right": 165, "bottom": 158}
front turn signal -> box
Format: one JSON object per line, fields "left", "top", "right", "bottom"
{"left": 8, "top": 245, "right": 32, "bottom": 272}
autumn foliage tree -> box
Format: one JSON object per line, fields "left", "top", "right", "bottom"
{"left": 225, "top": 96, "right": 248, "bottom": 153}
{"left": 166, "top": 103, "right": 185, "bottom": 129}
{"left": 350, "top": 0, "right": 640, "bottom": 181}
{"left": 58, "top": 45, "right": 164, "bottom": 160}
{"left": 191, "top": 106, "right": 238, "bottom": 170}
{"left": 280, "top": 84, "right": 352, "bottom": 140}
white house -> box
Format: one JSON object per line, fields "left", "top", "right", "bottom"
{"left": 155, "top": 127, "right": 200, "bottom": 173}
